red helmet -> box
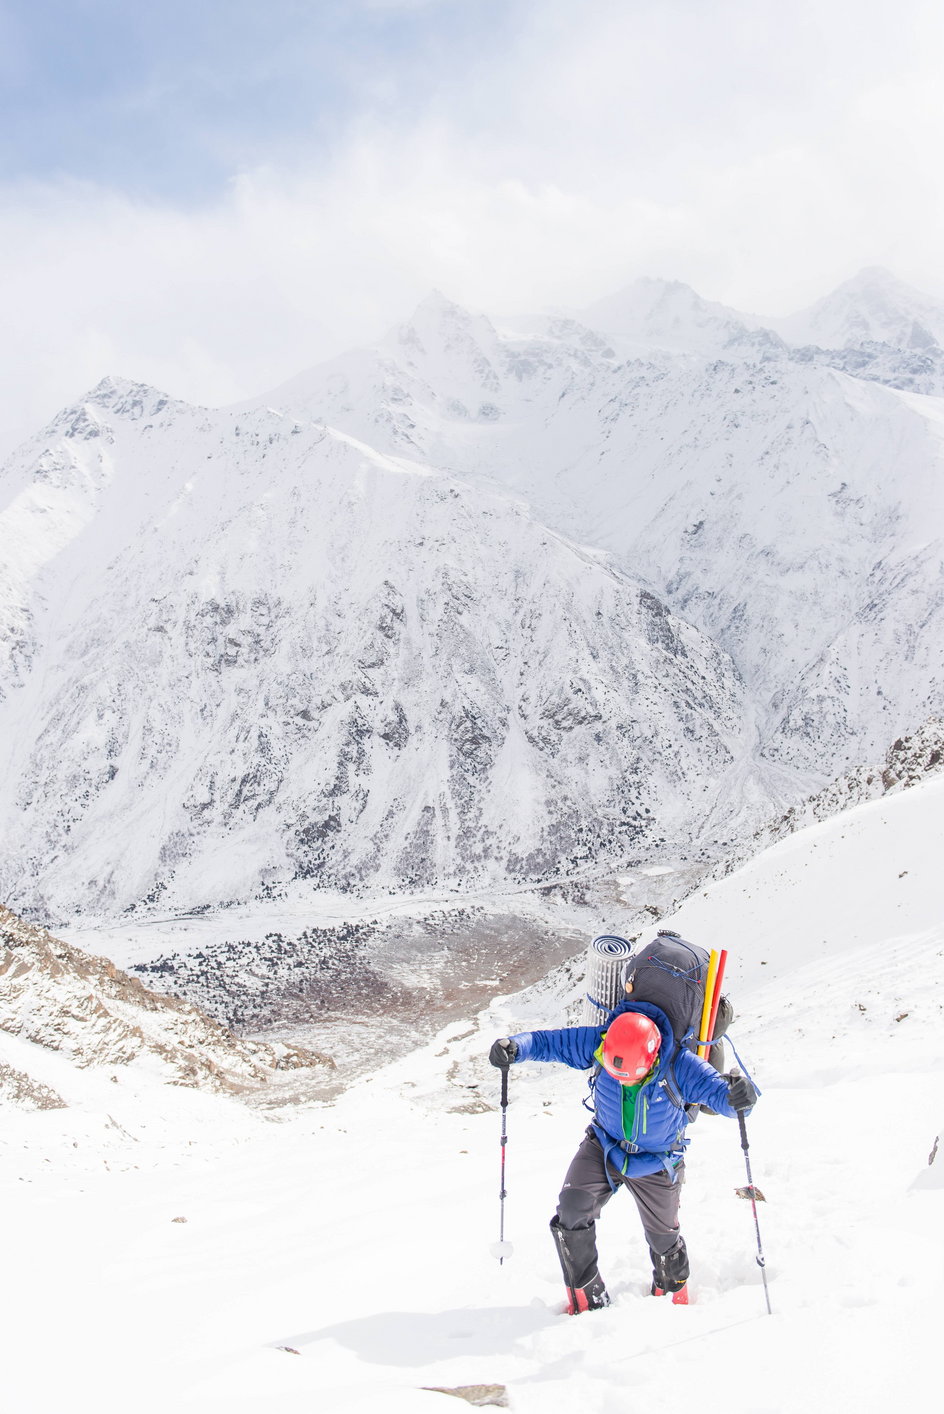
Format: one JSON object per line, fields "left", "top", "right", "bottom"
{"left": 601, "top": 1012, "right": 661, "bottom": 1083}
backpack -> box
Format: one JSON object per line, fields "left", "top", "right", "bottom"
{"left": 622, "top": 929, "right": 733, "bottom": 1071}
{"left": 586, "top": 930, "right": 737, "bottom": 1129}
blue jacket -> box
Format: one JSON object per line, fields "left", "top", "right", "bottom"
{"left": 510, "top": 1001, "right": 740, "bottom": 1183}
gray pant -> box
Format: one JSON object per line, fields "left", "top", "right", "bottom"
{"left": 553, "top": 1126, "right": 688, "bottom": 1291}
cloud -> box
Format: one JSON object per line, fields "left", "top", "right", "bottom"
{"left": 2, "top": 0, "right": 944, "bottom": 458}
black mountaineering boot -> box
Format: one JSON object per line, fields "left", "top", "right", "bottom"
{"left": 550, "top": 1216, "right": 610, "bottom": 1314}
{"left": 650, "top": 1236, "right": 690, "bottom": 1304}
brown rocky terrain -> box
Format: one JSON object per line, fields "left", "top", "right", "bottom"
{"left": 0, "top": 904, "right": 332, "bottom": 1100}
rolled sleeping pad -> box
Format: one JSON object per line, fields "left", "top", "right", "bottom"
{"left": 582, "top": 934, "right": 637, "bottom": 1025}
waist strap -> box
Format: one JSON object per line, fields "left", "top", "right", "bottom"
{"left": 590, "top": 1123, "right": 685, "bottom": 1191}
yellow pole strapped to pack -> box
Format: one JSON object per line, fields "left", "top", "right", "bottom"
{"left": 697, "top": 949, "right": 720, "bottom": 1058}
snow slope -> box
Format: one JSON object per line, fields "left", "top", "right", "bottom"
{"left": 2, "top": 761, "right": 941, "bottom": 1413}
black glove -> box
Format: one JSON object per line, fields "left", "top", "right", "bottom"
{"left": 489, "top": 1037, "right": 519, "bottom": 1069}
{"left": 726, "top": 1073, "right": 758, "bottom": 1112}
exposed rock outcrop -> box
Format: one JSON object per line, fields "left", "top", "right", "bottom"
{"left": 0, "top": 905, "right": 332, "bottom": 1097}
{"left": 0, "top": 1059, "right": 67, "bottom": 1110}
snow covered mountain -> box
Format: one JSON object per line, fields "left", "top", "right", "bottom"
{"left": 576, "top": 276, "right": 774, "bottom": 357}
{"left": 569, "top": 267, "right": 944, "bottom": 360}
{"left": 257, "top": 278, "right": 944, "bottom": 777}
{"left": 0, "top": 376, "right": 749, "bottom": 924}
{"left": 773, "top": 266, "right": 944, "bottom": 351}
{"left": 3, "top": 268, "right": 944, "bottom": 934}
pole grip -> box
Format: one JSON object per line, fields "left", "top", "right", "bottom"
{"left": 501, "top": 1065, "right": 509, "bottom": 1109}
{"left": 738, "top": 1108, "right": 749, "bottom": 1151}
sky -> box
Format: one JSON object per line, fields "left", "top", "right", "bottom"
{"left": 1, "top": 0, "right": 944, "bottom": 456}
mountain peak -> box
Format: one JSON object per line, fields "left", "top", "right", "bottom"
{"left": 398, "top": 288, "right": 497, "bottom": 339}
{"left": 776, "top": 268, "right": 944, "bottom": 351}
{"left": 387, "top": 291, "right": 502, "bottom": 390}
{"left": 411, "top": 288, "right": 465, "bottom": 318}
{"left": 577, "top": 277, "right": 760, "bottom": 355}
{"left": 84, "top": 375, "right": 161, "bottom": 405}
{"left": 840, "top": 265, "right": 899, "bottom": 289}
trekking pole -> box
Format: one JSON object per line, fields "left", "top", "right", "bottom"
{"left": 490, "top": 1065, "right": 514, "bottom": 1263}
{"left": 737, "top": 1110, "right": 772, "bottom": 1315}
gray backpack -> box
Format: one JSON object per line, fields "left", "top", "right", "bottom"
{"left": 622, "top": 929, "right": 732, "bottom": 1062}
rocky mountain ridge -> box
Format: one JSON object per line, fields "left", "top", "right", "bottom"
{"left": 747, "top": 714, "right": 944, "bottom": 848}
{"left": 704, "top": 716, "right": 944, "bottom": 888}
{"left": 0, "top": 904, "right": 327, "bottom": 1102}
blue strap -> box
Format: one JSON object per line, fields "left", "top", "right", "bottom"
{"left": 582, "top": 1064, "right": 600, "bottom": 1113}
{"left": 584, "top": 992, "right": 612, "bottom": 1013}
{"left": 723, "top": 1034, "right": 763, "bottom": 1097}
{"left": 648, "top": 955, "right": 702, "bottom": 980}
{"left": 696, "top": 1025, "right": 729, "bottom": 1047}
{"left": 593, "top": 1125, "right": 624, "bottom": 1192}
